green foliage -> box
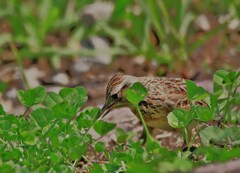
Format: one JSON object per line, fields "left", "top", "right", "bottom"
{"left": 186, "top": 80, "right": 209, "bottom": 101}
{"left": 167, "top": 70, "right": 239, "bottom": 147}
{"left": 0, "top": 104, "right": 6, "bottom": 115}
{"left": 0, "top": 85, "right": 107, "bottom": 172}
{"left": 126, "top": 82, "right": 148, "bottom": 106}
{"left": 93, "top": 120, "right": 116, "bottom": 136}
{"left": 200, "top": 126, "right": 240, "bottom": 147}
{"left": 17, "top": 86, "right": 46, "bottom": 107}
{"left": 0, "top": 70, "right": 240, "bottom": 172}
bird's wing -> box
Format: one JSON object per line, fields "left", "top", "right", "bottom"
{"left": 143, "top": 77, "right": 190, "bottom": 111}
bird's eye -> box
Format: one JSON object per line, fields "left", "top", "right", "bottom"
{"left": 111, "top": 94, "right": 118, "bottom": 100}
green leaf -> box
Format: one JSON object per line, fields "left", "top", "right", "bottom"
{"left": 43, "top": 92, "right": 63, "bottom": 109}
{"left": 17, "top": 86, "right": 46, "bottom": 107}
{"left": 94, "top": 141, "right": 105, "bottom": 152}
{"left": 93, "top": 120, "right": 116, "bottom": 136}
{"left": 195, "top": 146, "right": 240, "bottom": 162}
{"left": 110, "top": 151, "right": 132, "bottom": 163}
{"left": 19, "top": 131, "right": 37, "bottom": 145}
{"left": 189, "top": 105, "right": 213, "bottom": 122}
{"left": 62, "top": 132, "right": 85, "bottom": 148}
{"left": 0, "top": 82, "right": 7, "bottom": 93}
{"left": 59, "top": 87, "right": 87, "bottom": 110}
{"left": 52, "top": 102, "right": 77, "bottom": 119}
{"left": 146, "top": 139, "right": 162, "bottom": 154}
{"left": 126, "top": 82, "right": 148, "bottom": 106}
{"left": 167, "top": 109, "right": 190, "bottom": 128}
{"left": 50, "top": 152, "right": 61, "bottom": 164}
{"left": 214, "top": 70, "right": 229, "bottom": 85}
{"left": 0, "top": 163, "right": 15, "bottom": 173}
{"left": 186, "top": 80, "right": 208, "bottom": 101}
{"left": 75, "top": 86, "right": 88, "bottom": 107}
{"left": 68, "top": 143, "right": 87, "bottom": 160}
{"left": 116, "top": 128, "right": 128, "bottom": 143}
{"left": 90, "top": 164, "right": 104, "bottom": 173}
{"left": 30, "top": 108, "right": 55, "bottom": 128}
{"left": 77, "top": 107, "right": 100, "bottom": 129}
{"left": 196, "top": 108, "right": 213, "bottom": 122}
{"left": 59, "top": 88, "right": 79, "bottom": 104}
{"left": 8, "top": 149, "right": 21, "bottom": 163}
{"left": 0, "top": 104, "right": 6, "bottom": 115}
{"left": 199, "top": 126, "right": 227, "bottom": 146}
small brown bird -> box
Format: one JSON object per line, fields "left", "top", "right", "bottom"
{"left": 101, "top": 73, "right": 204, "bottom": 134}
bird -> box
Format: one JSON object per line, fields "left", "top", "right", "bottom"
{"left": 101, "top": 73, "right": 205, "bottom": 140}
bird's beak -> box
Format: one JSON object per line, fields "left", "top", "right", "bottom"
{"left": 100, "top": 103, "right": 115, "bottom": 118}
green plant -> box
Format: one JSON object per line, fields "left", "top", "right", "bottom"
{"left": 167, "top": 70, "right": 240, "bottom": 149}
{"left": 0, "top": 70, "right": 239, "bottom": 172}
{"left": 0, "top": 86, "right": 116, "bottom": 172}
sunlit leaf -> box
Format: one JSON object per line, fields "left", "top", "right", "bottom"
{"left": 186, "top": 80, "right": 208, "bottom": 101}
{"left": 31, "top": 108, "right": 55, "bottom": 128}
{"left": 93, "top": 120, "right": 116, "bottom": 136}
{"left": 126, "top": 82, "right": 148, "bottom": 106}
{"left": 167, "top": 109, "right": 190, "bottom": 128}
{"left": 17, "top": 86, "right": 46, "bottom": 107}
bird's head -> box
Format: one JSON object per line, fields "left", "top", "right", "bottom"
{"left": 101, "top": 73, "right": 135, "bottom": 117}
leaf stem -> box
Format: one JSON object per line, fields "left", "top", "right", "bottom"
{"left": 9, "top": 42, "right": 30, "bottom": 89}
{"left": 135, "top": 105, "right": 152, "bottom": 142}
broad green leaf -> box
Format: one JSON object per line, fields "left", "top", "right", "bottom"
{"left": 75, "top": 86, "right": 88, "bottom": 107}
{"left": 94, "top": 141, "right": 105, "bottom": 152}
{"left": 90, "top": 164, "right": 104, "bottom": 173}
{"left": 146, "top": 139, "right": 162, "bottom": 154}
{"left": 167, "top": 109, "right": 190, "bottom": 128}
{"left": 195, "top": 146, "right": 240, "bottom": 162}
{"left": 126, "top": 82, "right": 148, "bottom": 106}
{"left": 68, "top": 143, "right": 87, "bottom": 160}
{"left": 0, "top": 104, "right": 6, "bottom": 115}
{"left": 43, "top": 124, "right": 59, "bottom": 137}
{"left": 77, "top": 107, "right": 100, "bottom": 129}
{"left": 116, "top": 128, "right": 128, "bottom": 143}
{"left": 52, "top": 102, "right": 77, "bottom": 119}
{"left": 59, "top": 87, "right": 87, "bottom": 110}
{"left": 199, "top": 126, "right": 230, "bottom": 146}
{"left": 197, "top": 107, "right": 213, "bottom": 122}
{"left": 190, "top": 105, "right": 213, "bottom": 122}
{"left": 19, "top": 131, "right": 37, "bottom": 145}
{"left": 50, "top": 152, "right": 61, "bottom": 164}
{"left": 93, "top": 120, "right": 116, "bottom": 136}
{"left": 7, "top": 149, "right": 21, "bottom": 163}
{"left": 59, "top": 88, "right": 79, "bottom": 104}
{"left": 186, "top": 80, "right": 208, "bottom": 101}
{"left": 17, "top": 86, "right": 46, "bottom": 107}
{"left": 214, "top": 70, "right": 229, "bottom": 85}
{"left": 0, "top": 163, "right": 15, "bottom": 173}
{"left": 128, "top": 140, "right": 144, "bottom": 155}
{"left": 2, "top": 150, "right": 12, "bottom": 162}
{"left": 43, "top": 92, "right": 62, "bottom": 109}
{"left": 225, "top": 71, "right": 240, "bottom": 88}
{"left": 30, "top": 108, "right": 55, "bottom": 128}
